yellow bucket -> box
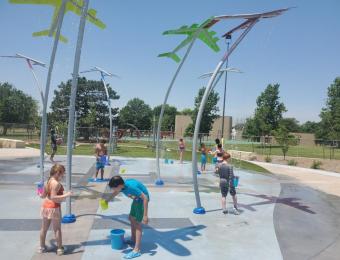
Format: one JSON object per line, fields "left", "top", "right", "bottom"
{"left": 100, "top": 198, "right": 108, "bottom": 210}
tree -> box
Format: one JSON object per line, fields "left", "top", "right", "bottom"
{"left": 178, "top": 108, "right": 193, "bottom": 116}
{"left": 153, "top": 104, "right": 177, "bottom": 131}
{"left": 50, "top": 77, "right": 119, "bottom": 139}
{"left": 185, "top": 87, "right": 219, "bottom": 139}
{"left": 119, "top": 98, "right": 153, "bottom": 130}
{"left": 0, "top": 82, "right": 38, "bottom": 135}
{"left": 317, "top": 77, "right": 340, "bottom": 140}
{"left": 243, "top": 83, "right": 286, "bottom": 137}
{"left": 280, "top": 118, "right": 300, "bottom": 132}
{"left": 300, "top": 121, "right": 320, "bottom": 134}
{"left": 272, "top": 124, "right": 298, "bottom": 160}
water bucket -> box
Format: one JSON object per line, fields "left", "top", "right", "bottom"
{"left": 99, "top": 199, "right": 108, "bottom": 211}
{"left": 110, "top": 229, "right": 125, "bottom": 250}
{"left": 233, "top": 176, "right": 239, "bottom": 187}
{"left": 36, "top": 182, "right": 44, "bottom": 196}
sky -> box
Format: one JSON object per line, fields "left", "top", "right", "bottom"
{"left": 0, "top": 0, "right": 339, "bottom": 124}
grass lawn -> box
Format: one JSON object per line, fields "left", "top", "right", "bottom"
{"left": 27, "top": 142, "right": 269, "bottom": 174}
{"left": 119, "top": 139, "right": 340, "bottom": 160}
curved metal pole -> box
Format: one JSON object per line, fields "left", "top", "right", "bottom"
{"left": 64, "top": 0, "right": 89, "bottom": 223}
{"left": 27, "top": 60, "right": 45, "bottom": 103}
{"left": 100, "top": 72, "right": 113, "bottom": 161}
{"left": 155, "top": 30, "right": 201, "bottom": 185}
{"left": 221, "top": 41, "right": 230, "bottom": 140}
{"left": 27, "top": 61, "right": 47, "bottom": 175}
{"left": 192, "top": 20, "right": 258, "bottom": 213}
{"left": 40, "top": 0, "right": 68, "bottom": 183}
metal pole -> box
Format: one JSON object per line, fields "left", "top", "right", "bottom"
{"left": 73, "top": 111, "right": 77, "bottom": 149}
{"left": 63, "top": 0, "right": 89, "bottom": 223}
{"left": 192, "top": 20, "right": 258, "bottom": 214}
{"left": 40, "top": 0, "right": 68, "bottom": 183}
{"left": 153, "top": 115, "right": 156, "bottom": 149}
{"left": 155, "top": 29, "right": 201, "bottom": 186}
{"left": 27, "top": 60, "right": 45, "bottom": 103}
{"left": 100, "top": 72, "right": 113, "bottom": 161}
{"left": 221, "top": 41, "right": 230, "bottom": 140}
{"left": 26, "top": 60, "right": 46, "bottom": 172}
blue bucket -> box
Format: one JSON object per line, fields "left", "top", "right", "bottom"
{"left": 110, "top": 229, "right": 125, "bottom": 250}
{"left": 233, "top": 176, "right": 239, "bottom": 187}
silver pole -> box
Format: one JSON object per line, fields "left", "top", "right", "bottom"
{"left": 155, "top": 30, "right": 201, "bottom": 185}
{"left": 40, "top": 0, "right": 68, "bottom": 183}
{"left": 100, "top": 72, "right": 113, "bottom": 160}
{"left": 221, "top": 41, "right": 230, "bottom": 140}
{"left": 27, "top": 60, "right": 45, "bottom": 103}
{"left": 64, "top": 0, "right": 89, "bottom": 222}
{"left": 73, "top": 111, "right": 77, "bottom": 149}
{"left": 27, "top": 61, "right": 46, "bottom": 173}
{"left": 192, "top": 20, "right": 258, "bottom": 213}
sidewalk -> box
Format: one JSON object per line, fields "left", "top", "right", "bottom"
{"left": 0, "top": 147, "right": 41, "bottom": 158}
{"left": 251, "top": 161, "right": 340, "bottom": 197}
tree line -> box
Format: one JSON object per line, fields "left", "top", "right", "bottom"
{"left": 1, "top": 77, "right": 339, "bottom": 143}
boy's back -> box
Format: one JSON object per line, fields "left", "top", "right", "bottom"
{"left": 123, "top": 179, "right": 150, "bottom": 200}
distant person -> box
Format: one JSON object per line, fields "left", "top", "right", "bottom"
{"left": 95, "top": 140, "right": 107, "bottom": 181}
{"left": 200, "top": 143, "right": 207, "bottom": 172}
{"left": 213, "top": 143, "right": 224, "bottom": 173}
{"left": 210, "top": 138, "right": 221, "bottom": 164}
{"left": 217, "top": 153, "right": 239, "bottom": 215}
{"left": 39, "top": 164, "right": 72, "bottom": 255}
{"left": 231, "top": 128, "right": 237, "bottom": 140}
{"left": 107, "top": 176, "right": 149, "bottom": 259}
{"left": 178, "top": 138, "right": 185, "bottom": 163}
{"left": 50, "top": 129, "right": 57, "bottom": 162}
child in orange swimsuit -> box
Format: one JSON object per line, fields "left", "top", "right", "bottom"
{"left": 39, "top": 164, "right": 72, "bottom": 255}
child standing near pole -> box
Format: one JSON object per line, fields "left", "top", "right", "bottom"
{"left": 107, "top": 176, "right": 150, "bottom": 259}
{"left": 39, "top": 164, "right": 72, "bottom": 255}
{"left": 200, "top": 143, "right": 207, "bottom": 172}
{"left": 94, "top": 140, "right": 107, "bottom": 180}
{"left": 178, "top": 138, "right": 185, "bottom": 163}
{"left": 218, "top": 153, "right": 239, "bottom": 215}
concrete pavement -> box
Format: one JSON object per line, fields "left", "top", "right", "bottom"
{"left": 1, "top": 151, "right": 340, "bottom": 260}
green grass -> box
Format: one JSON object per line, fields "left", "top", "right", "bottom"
{"left": 117, "top": 139, "right": 340, "bottom": 160}
{"left": 27, "top": 142, "right": 269, "bottom": 173}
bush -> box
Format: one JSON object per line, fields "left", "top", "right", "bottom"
{"left": 287, "top": 159, "right": 298, "bottom": 166}
{"left": 265, "top": 156, "right": 272, "bottom": 163}
{"left": 311, "top": 160, "right": 322, "bottom": 169}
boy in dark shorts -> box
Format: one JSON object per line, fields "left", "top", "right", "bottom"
{"left": 218, "top": 153, "right": 239, "bottom": 215}
{"left": 50, "top": 129, "right": 57, "bottom": 162}
{"left": 107, "top": 176, "right": 150, "bottom": 259}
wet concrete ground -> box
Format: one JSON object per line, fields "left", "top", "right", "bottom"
{"left": 1, "top": 155, "right": 340, "bottom": 259}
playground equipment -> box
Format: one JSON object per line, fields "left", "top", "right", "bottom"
{"left": 81, "top": 66, "right": 120, "bottom": 161}
{"left": 64, "top": 0, "right": 106, "bottom": 224}
{"left": 8, "top": 0, "right": 106, "bottom": 186}
{"left": 191, "top": 8, "right": 291, "bottom": 214}
{"left": 9, "top": 0, "right": 105, "bottom": 43}
{"left": 155, "top": 17, "right": 222, "bottom": 186}
{"left": 0, "top": 53, "right": 46, "bottom": 181}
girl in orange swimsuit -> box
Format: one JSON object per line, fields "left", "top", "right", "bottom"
{"left": 39, "top": 164, "right": 72, "bottom": 255}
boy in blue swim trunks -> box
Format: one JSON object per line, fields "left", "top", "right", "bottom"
{"left": 107, "top": 176, "right": 150, "bottom": 259}
{"left": 94, "top": 140, "right": 107, "bottom": 180}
